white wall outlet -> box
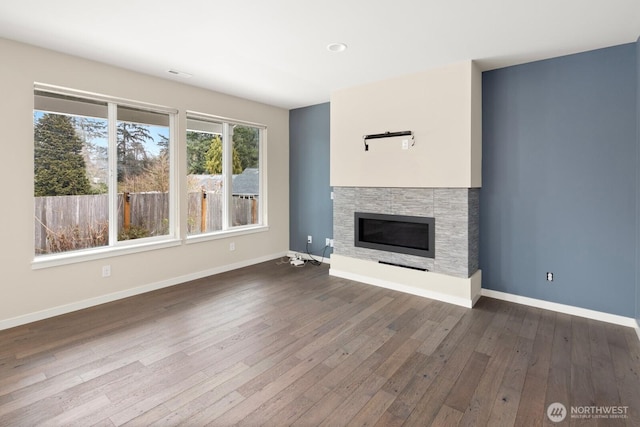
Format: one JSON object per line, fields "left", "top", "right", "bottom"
{"left": 229, "top": 242, "right": 235, "bottom": 251}
{"left": 402, "top": 139, "right": 409, "bottom": 150}
{"left": 326, "top": 238, "right": 330, "bottom": 246}
{"left": 102, "top": 265, "right": 111, "bottom": 278}
{"left": 546, "top": 272, "right": 553, "bottom": 281}
{"left": 307, "top": 235, "right": 312, "bottom": 244}
{"left": 330, "top": 239, "right": 334, "bottom": 248}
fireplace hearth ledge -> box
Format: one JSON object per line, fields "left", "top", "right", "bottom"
{"left": 329, "top": 254, "right": 481, "bottom": 308}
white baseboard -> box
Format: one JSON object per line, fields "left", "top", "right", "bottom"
{"left": 0, "top": 251, "right": 287, "bottom": 332}
{"left": 6, "top": 255, "right": 637, "bottom": 344}
{"left": 287, "top": 250, "right": 331, "bottom": 265}
{"left": 328, "top": 254, "right": 480, "bottom": 309}
{"left": 330, "top": 268, "right": 476, "bottom": 308}
{"left": 481, "top": 289, "right": 637, "bottom": 329}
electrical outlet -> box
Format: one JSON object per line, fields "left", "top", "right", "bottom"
{"left": 102, "top": 265, "right": 111, "bottom": 278}
{"left": 307, "top": 235, "right": 312, "bottom": 244}
{"left": 229, "top": 242, "right": 235, "bottom": 251}
{"left": 546, "top": 272, "right": 553, "bottom": 282}
{"left": 326, "top": 238, "right": 331, "bottom": 247}
{"left": 329, "top": 239, "right": 334, "bottom": 248}
{"left": 402, "top": 139, "right": 409, "bottom": 150}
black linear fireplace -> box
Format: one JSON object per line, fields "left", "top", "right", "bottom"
{"left": 355, "top": 212, "right": 435, "bottom": 258}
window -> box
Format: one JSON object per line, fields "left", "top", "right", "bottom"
{"left": 34, "top": 87, "right": 176, "bottom": 257}
{"left": 186, "top": 113, "right": 265, "bottom": 237}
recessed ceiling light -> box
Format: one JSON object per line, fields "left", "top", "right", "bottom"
{"left": 167, "top": 69, "right": 192, "bottom": 78}
{"left": 327, "top": 43, "right": 347, "bottom": 53}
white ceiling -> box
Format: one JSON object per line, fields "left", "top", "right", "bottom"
{"left": 1, "top": 1, "right": 638, "bottom": 109}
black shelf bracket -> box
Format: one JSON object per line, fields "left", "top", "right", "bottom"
{"left": 363, "top": 130, "right": 413, "bottom": 151}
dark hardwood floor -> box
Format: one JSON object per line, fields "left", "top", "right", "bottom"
{"left": 1, "top": 260, "right": 639, "bottom": 426}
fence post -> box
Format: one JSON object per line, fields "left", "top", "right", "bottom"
{"left": 201, "top": 189, "right": 207, "bottom": 233}
{"left": 124, "top": 192, "right": 131, "bottom": 231}
{"left": 251, "top": 197, "right": 257, "bottom": 224}
{"left": 38, "top": 199, "right": 48, "bottom": 254}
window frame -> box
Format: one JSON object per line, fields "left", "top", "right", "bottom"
{"left": 185, "top": 111, "right": 268, "bottom": 243}
{"left": 32, "top": 84, "right": 180, "bottom": 268}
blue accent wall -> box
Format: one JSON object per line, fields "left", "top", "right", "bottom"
{"left": 482, "top": 44, "right": 637, "bottom": 317}
{"left": 289, "top": 103, "right": 333, "bottom": 257}
{"left": 636, "top": 37, "right": 640, "bottom": 327}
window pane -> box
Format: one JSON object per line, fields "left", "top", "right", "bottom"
{"left": 34, "top": 93, "right": 109, "bottom": 254}
{"left": 117, "top": 106, "right": 170, "bottom": 241}
{"left": 231, "top": 125, "right": 260, "bottom": 226}
{"left": 186, "top": 118, "right": 224, "bottom": 235}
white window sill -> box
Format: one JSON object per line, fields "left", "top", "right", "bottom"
{"left": 32, "top": 238, "right": 182, "bottom": 270}
{"left": 31, "top": 226, "right": 270, "bottom": 270}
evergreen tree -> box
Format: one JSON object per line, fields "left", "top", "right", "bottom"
{"left": 117, "top": 122, "right": 152, "bottom": 181}
{"left": 232, "top": 125, "right": 259, "bottom": 170}
{"left": 157, "top": 133, "right": 169, "bottom": 157}
{"left": 34, "top": 113, "right": 91, "bottom": 196}
{"left": 186, "top": 131, "right": 214, "bottom": 174}
{"left": 72, "top": 116, "right": 108, "bottom": 194}
{"left": 205, "top": 135, "right": 242, "bottom": 174}
{"left": 72, "top": 116, "right": 107, "bottom": 141}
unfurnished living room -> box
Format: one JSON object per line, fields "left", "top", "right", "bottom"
{"left": 1, "top": 1, "right": 639, "bottom": 426}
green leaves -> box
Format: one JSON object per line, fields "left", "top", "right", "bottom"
{"left": 233, "top": 125, "right": 259, "bottom": 170}
{"left": 204, "top": 135, "right": 243, "bottom": 175}
{"left": 188, "top": 125, "right": 258, "bottom": 176}
{"left": 34, "top": 114, "right": 91, "bottom": 196}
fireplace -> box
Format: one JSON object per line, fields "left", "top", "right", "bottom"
{"left": 355, "top": 212, "right": 435, "bottom": 258}
{"left": 331, "top": 187, "right": 481, "bottom": 308}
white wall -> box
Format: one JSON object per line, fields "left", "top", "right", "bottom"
{"left": 0, "top": 38, "right": 289, "bottom": 328}
{"left": 330, "top": 61, "right": 481, "bottom": 188}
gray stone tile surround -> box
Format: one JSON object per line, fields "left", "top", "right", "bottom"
{"left": 333, "top": 187, "right": 479, "bottom": 278}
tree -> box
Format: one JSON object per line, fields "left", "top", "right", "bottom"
{"left": 119, "top": 152, "right": 169, "bottom": 193}
{"left": 34, "top": 113, "right": 91, "bottom": 196}
{"left": 146, "top": 152, "right": 170, "bottom": 192}
{"left": 72, "top": 116, "right": 108, "bottom": 194}
{"left": 157, "top": 133, "right": 169, "bottom": 157}
{"left": 232, "top": 125, "right": 259, "bottom": 170}
{"left": 205, "top": 135, "right": 243, "bottom": 174}
{"left": 72, "top": 116, "right": 107, "bottom": 141}
{"left": 117, "top": 122, "right": 152, "bottom": 180}
{"left": 186, "top": 131, "right": 213, "bottom": 174}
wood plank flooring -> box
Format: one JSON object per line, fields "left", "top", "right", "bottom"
{"left": 1, "top": 260, "right": 639, "bottom": 426}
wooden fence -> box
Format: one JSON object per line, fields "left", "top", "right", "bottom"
{"left": 35, "top": 194, "right": 109, "bottom": 254}
{"left": 186, "top": 191, "right": 258, "bottom": 234}
{"left": 35, "top": 192, "right": 258, "bottom": 254}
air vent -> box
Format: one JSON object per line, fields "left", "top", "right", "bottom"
{"left": 167, "top": 69, "right": 192, "bottom": 78}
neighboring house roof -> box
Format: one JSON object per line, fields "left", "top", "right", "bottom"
{"left": 232, "top": 168, "right": 259, "bottom": 196}
{"left": 190, "top": 175, "right": 223, "bottom": 192}
{"left": 189, "top": 168, "right": 259, "bottom": 196}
